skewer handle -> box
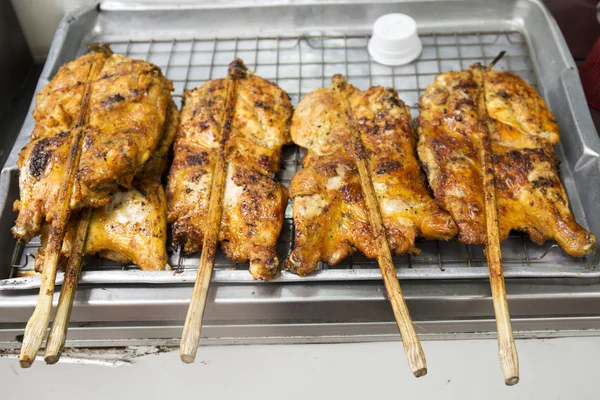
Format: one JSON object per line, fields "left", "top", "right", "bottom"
{"left": 19, "top": 54, "right": 104, "bottom": 368}
{"left": 379, "top": 253, "right": 427, "bottom": 376}
{"left": 19, "top": 139, "right": 83, "bottom": 368}
{"left": 180, "top": 59, "right": 243, "bottom": 363}
{"left": 180, "top": 155, "right": 224, "bottom": 363}
{"left": 333, "top": 76, "right": 426, "bottom": 377}
{"left": 179, "top": 247, "right": 216, "bottom": 363}
{"left": 475, "top": 65, "right": 519, "bottom": 385}
{"left": 356, "top": 160, "right": 427, "bottom": 377}
{"left": 44, "top": 209, "right": 93, "bottom": 364}
{"left": 18, "top": 249, "right": 60, "bottom": 368}
{"left": 480, "top": 129, "right": 519, "bottom": 385}
{"left": 487, "top": 247, "right": 519, "bottom": 386}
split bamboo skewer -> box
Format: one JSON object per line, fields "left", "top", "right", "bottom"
{"left": 474, "top": 52, "right": 519, "bottom": 386}
{"left": 333, "top": 77, "right": 427, "bottom": 377}
{"left": 44, "top": 208, "right": 93, "bottom": 364}
{"left": 180, "top": 60, "right": 242, "bottom": 364}
{"left": 19, "top": 57, "right": 105, "bottom": 368}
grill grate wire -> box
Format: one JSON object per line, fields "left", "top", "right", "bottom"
{"left": 10, "top": 31, "right": 594, "bottom": 280}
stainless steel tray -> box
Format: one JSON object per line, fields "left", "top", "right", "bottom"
{"left": 1, "top": 0, "right": 599, "bottom": 291}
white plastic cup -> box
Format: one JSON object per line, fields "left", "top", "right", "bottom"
{"left": 368, "top": 13, "right": 423, "bottom": 66}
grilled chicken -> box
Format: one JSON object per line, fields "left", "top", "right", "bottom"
{"left": 13, "top": 45, "right": 173, "bottom": 243}
{"left": 417, "top": 64, "right": 596, "bottom": 256}
{"left": 83, "top": 179, "right": 169, "bottom": 270}
{"left": 82, "top": 100, "right": 178, "bottom": 270}
{"left": 287, "top": 75, "right": 458, "bottom": 276}
{"left": 167, "top": 59, "right": 292, "bottom": 280}
{"left": 35, "top": 98, "right": 178, "bottom": 272}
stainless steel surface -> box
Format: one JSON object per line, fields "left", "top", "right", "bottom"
{"left": 1, "top": 0, "right": 600, "bottom": 348}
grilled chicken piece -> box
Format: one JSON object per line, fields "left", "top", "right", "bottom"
{"left": 82, "top": 99, "right": 178, "bottom": 270}
{"left": 417, "top": 65, "right": 595, "bottom": 256}
{"left": 35, "top": 100, "right": 179, "bottom": 272}
{"left": 13, "top": 46, "right": 173, "bottom": 243}
{"left": 287, "top": 75, "right": 458, "bottom": 276}
{"left": 84, "top": 179, "right": 169, "bottom": 270}
{"left": 167, "top": 59, "right": 292, "bottom": 280}
{"left": 36, "top": 181, "right": 168, "bottom": 272}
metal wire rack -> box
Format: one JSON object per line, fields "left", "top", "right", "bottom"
{"left": 8, "top": 30, "right": 596, "bottom": 283}
{"left": 108, "top": 31, "right": 537, "bottom": 114}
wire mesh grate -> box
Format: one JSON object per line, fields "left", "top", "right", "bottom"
{"left": 108, "top": 31, "right": 537, "bottom": 114}
{"left": 9, "top": 31, "right": 594, "bottom": 281}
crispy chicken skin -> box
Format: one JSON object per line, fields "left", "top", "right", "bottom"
{"left": 37, "top": 181, "right": 169, "bottom": 272}
{"left": 417, "top": 69, "right": 487, "bottom": 244}
{"left": 82, "top": 100, "right": 179, "bottom": 270}
{"left": 84, "top": 179, "right": 169, "bottom": 271}
{"left": 36, "top": 100, "right": 179, "bottom": 272}
{"left": 287, "top": 75, "right": 457, "bottom": 276}
{"left": 13, "top": 48, "right": 173, "bottom": 243}
{"left": 417, "top": 65, "right": 595, "bottom": 256}
{"left": 167, "top": 59, "right": 292, "bottom": 280}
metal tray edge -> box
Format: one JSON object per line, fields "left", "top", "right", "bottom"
{"left": 2, "top": 266, "right": 600, "bottom": 291}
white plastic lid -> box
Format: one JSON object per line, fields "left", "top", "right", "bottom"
{"left": 368, "top": 14, "right": 422, "bottom": 66}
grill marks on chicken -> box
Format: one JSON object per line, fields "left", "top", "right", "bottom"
{"left": 418, "top": 66, "right": 596, "bottom": 257}
{"left": 287, "top": 75, "right": 457, "bottom": 276}
{"left": 13, "top": 47, "right": 173, "bottom": 243}
{"left": 167, "top": 59, "right": 292, "bottom": 280}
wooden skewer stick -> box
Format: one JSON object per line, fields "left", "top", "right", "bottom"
{"left": 333, "top": 76, "right": 427, "bottom": 377}
{"left": 44, "top": 208, "right": 93, "bottom": 364}
{"left": 180, "top": 59, "right": 243, "bottom": 364}
{"left": 474, "top": 53, "right": 519, "bottom": 386}
{"left": 19, "top": 56, "right": 105, "bottom": 368}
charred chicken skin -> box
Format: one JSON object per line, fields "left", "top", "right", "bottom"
{"left": 13, "top": 46, "right": 173, "bottom": 243}
{"left": 417, "top": 64, "right": 595, "bottom": 256}
{"left": 287, "top": 75, "right": 458, "bottom": 276}
{"left": 167, "top": 59, "right": 292, "bottom": 280}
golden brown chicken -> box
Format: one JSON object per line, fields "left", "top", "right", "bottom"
{"left": 287, "top": 75, "right": 458, "bottom": 276}
{"left": 417, "top": 64, "right": 596, "bottom": 256}
{"left": 35, "top": 97, "right": 179, "bottom": 272}
{"left": 13, "top": 45, "right": 173, "bottom": 243}
{"left": 167, "top": 59, "right": 292, "bottom": 280}
{"left": 83, "top": 179, "right": 169, "bottom": 270}
{"left": 80, "top": 99, "right": 178, "bottom": 270}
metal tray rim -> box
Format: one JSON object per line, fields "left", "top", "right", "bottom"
{"left": 2, "top": 266, "right": 600, "bottom": 291}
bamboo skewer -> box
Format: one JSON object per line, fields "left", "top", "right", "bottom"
{"left": 333, "top": 76, "right": 427, "bottom": 377}
{"left": 180, "top": 60, "right": 243, "bottom": 364}
{"left": 44, "top": 208, "right": 93, "bottom": 364}
{"left": 474, "top": 52, "right": 519, "bottom": 386}
{"left": 19, "top": 57, "right": 105, "bottom": 368}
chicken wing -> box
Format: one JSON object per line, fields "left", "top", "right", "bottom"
{"left": 167, "top": 59, "right": 292, "bottom": 280}
{"left": 417, "top": 64, "right": 595, "bottom": 256}
{"left": 287, "top": 75, "right": 457, "bottom": 276}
